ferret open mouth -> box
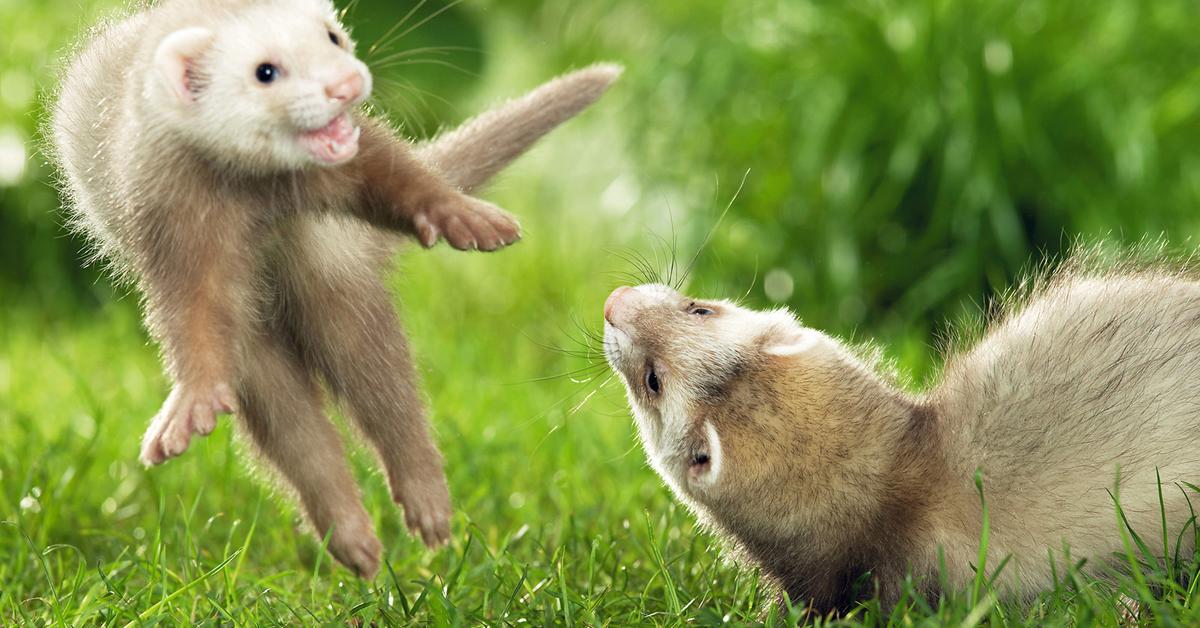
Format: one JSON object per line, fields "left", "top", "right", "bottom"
{"left": 300, "top": 113, "right": 361, "bottom": 165}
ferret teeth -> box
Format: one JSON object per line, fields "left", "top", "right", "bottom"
{"left": 301, "top": 115, "right": 360, "bottom": 163}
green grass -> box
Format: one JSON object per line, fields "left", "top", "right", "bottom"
{"left": 0, "top": 163, "right": 771, "bottom": 624}
{"left": 0, "top": 104, "right": 770, "bottom": 624}
{"left": 6, "top": 132, "right": 1200, "bottom": 627}
{"left": 8, "top": 0, "right": 1200, "bottom": 624}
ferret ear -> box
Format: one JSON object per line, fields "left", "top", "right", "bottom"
{"left": 762, "top": 323, "right": 829, "bottom": 358}
{"left": 154, "top": 27, "right": 214, "bottom": 105}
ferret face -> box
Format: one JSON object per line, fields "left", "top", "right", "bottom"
{"left": 603, "top": 284, "right": 848, "bottom": 532}
{"left": 150, "top": 0, "right": 373, "bottom": 171}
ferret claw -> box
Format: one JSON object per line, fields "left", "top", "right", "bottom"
{"left": 412, "top": 213, "right": 440, "bottom": 248}
{"left": 412, "top": 194, "right": 520, "bottom": 252}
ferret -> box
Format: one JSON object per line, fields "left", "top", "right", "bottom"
{"left": 603, "top": 263, "right": 1200, "bottom": 614}
{"left": 49, "top": 0, "right": 620, "bottom": 577}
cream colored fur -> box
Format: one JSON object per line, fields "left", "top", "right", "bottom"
{"left": 604, "top": 265, "right": 1200, "bottom": 612}
{"left": 50, "top": 0, "right": 620, "bottom": 577}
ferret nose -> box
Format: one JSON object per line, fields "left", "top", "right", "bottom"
{"left": 325, "top": 72, "right": 364, "bottom": 103}
{"left": 605, "top": 286, "right": 633, "bottom": 324}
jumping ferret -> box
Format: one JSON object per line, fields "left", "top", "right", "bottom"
{"left": 603, "top": 264, "right": 1200, "bottom": 613}
{"left": 50, "top": 0, "right": 619, "bottom": 576}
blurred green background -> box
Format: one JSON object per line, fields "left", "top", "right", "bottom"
{"left": 4, "top": 0, "right": 1200, "bottom": 623}
{"left": 6, "top": 0, "right": 1200, "bottom": 369}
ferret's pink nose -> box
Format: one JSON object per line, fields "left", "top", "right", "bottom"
{"left": 326, "top": 72, "right": 364, "bottom": 103}
{"left": 605, "top": 286, "right": 633, "bottom": 323}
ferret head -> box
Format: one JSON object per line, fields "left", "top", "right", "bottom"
{"left": 603, "top": 284, "right": 911, "bottom": 543}
{"left": 147, "top": 0, "right": 372, "bottom": 171}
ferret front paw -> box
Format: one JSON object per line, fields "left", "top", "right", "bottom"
{"left": 328, "top": 512, "right": 383, "bottom": 579}
{"left": 139, "top": 382, "right": 237, "bottom": 466}
{"left": 393, "top": 469, "right": 452, "bottom": 548}
{"left": 411, "top": 194, "right": 521, "bottom": 252}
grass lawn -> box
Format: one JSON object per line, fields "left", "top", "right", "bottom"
{"left": 5, "top": 134, "right": 1200, "bottom": 627}
{"left": 0, "top": 112, "right": 781, "bottom": 624}
{"left": 6, "top": 0, "right": 1200, "bottom": 625}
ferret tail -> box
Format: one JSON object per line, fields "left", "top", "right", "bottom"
{"left": 415, "top": 63, "right": 623, "bottom": 192}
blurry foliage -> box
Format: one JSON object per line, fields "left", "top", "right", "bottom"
{"left": 5, "top": 0, "right": 1200, "bottom": 351}
{"left": 497, "top": 0, "right": 1200, "bottom": 346}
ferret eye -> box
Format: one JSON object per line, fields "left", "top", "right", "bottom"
{"left": 255, "top": 63, "right": 280, "bottom": 84}
{"left": 328, "top": 30, "right": 341, "bottom": 46}
{"left": 645, "top": 365, "right": 661, "bottom": 396}
{"left": 691, "top": 452, "right": 711, "bottom": 466}
{"left": 688, "top": 304, "right": 714, "bottom": 316}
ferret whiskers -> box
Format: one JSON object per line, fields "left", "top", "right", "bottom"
{"left": 372, "top": 57, "right": 477, "bottom": 77}
{"left": 337, "top": 0, "right": 363, "bottom": 22}
{"left": 375, "top": 77, "right": 457, "bottom": 110}
{"left": 366, "top": 0, "right": 429, "bottom": 58}
{"left": 370, "top": 46, "right": 479, "bottom": 70}
{"left": 367, "top": 0, "right": 467, "bottom": 60}
{"left": 369, "top": 78, "right": 456, "bottom": 134}
{"left": 520, "top": 313, "right": 609, "bottom": 385}
{"left": 738, "top": 256, "right": 760, "bottom": 304}
{"left": 568, "top": 374, "right": 615, "bottom": 417}
{"left": 673, "top": 168, "right": 750, "bottom": 292}
{"left": 606, "top": 247, "right": 663, "bottom": 285}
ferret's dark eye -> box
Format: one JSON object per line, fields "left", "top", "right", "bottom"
{"left": 255, "top": 63, "right": 279, "bottom": 84}
{"left": 645, "top": 365, "right": 661, "bottom": 396}
{"left": 692, "top": 452, "right": 710, "bottom": 466}
{"left": 328, "top": 30, "right": 341, "bottom": 46}
{"left": 688, "top": 304, "right": 714, "bottom": 316}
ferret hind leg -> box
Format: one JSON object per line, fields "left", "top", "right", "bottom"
{"left": 280, "top": 216, "right": 452, "bottom": 548}
{"left": 237, "top": 318, "right": 382, "bottom": 578}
